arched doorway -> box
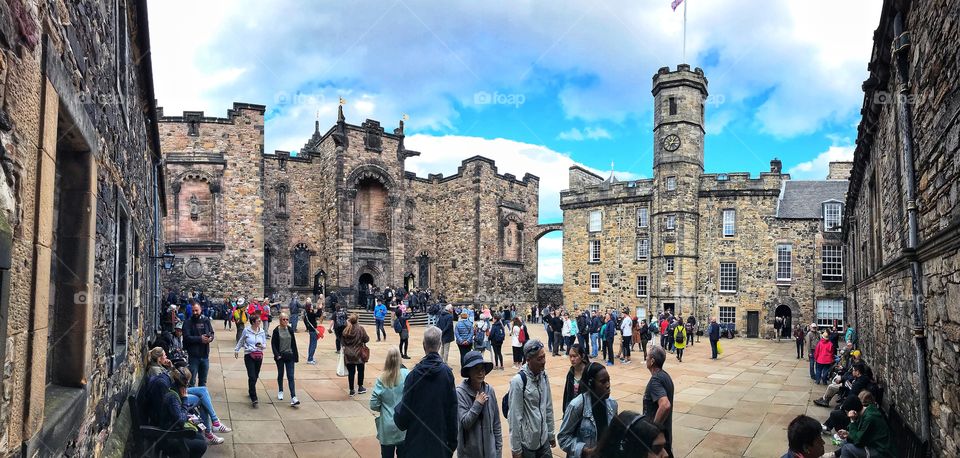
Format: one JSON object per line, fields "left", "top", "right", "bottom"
{"left": 775, "top": 304, "right": 792, "bottom": 338}
{"left": 358, "top": 273, "right": 374, "bottom": 308}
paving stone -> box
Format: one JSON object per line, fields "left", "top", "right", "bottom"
{"left": 284, "top": 418, "right": 344, "bottom": 443}
{"left": 234, "top": 443, "right": 298, "bottom": 457}
{"left": 229, "top": 402, "right": 281, "bottom": 421}
{"left": 292, "top": 440, "right": 360, "bottom": 457}
{"left": 231, "top": 420, "right": 290, "bottom": 444}
{"left": 332, "top": 416, "right": 378, "bottom": 439}
{"left": 689, "top": 432, "right": 753, "bottom": 457}
{"left": 710, "top": 419, "right": 762, "bottom": 438}
{"left": 318, "top": 400, "right": 373, "bottom": 418}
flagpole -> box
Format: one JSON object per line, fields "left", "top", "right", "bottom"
{"left": 683, "top": 0, "right": 687, "bottom": 63}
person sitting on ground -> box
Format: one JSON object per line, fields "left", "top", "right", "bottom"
{"left": 596, "top": 411, "right": 668, "bottom": 458}
{"left": 836, "top": 391, "right": 893, "bottom": 458}
{"left": 780, "top": 415, "right": 825, "bottom": 458}
{"left": 153, "top": 367, "right": 209, "bottom": 457}
{"left": 813, "top": 350, "right": 862, "bottom": 407}
{"left": 822, "top": 362, "right": 875, "bottom": 434}
{"left": 146, "top": 347, "right": 230, "bottom": 444}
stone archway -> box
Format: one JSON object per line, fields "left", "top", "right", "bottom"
{"left": 766, "top": 294, "right": 801, "bottom": 339}
{"left": 775, "top": 304, "right": 793, "bottom": 338}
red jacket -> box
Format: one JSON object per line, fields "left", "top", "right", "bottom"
{"left": 814, "top": 338, "right": 834, "bottom": 364}
{"left": 659, "top": 319, "right": 669, "bottom": 334}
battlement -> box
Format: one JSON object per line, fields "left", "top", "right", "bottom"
{"left": 560, "top": 178, "right": 654, "bottom": 209}
{"left": 157, "top": 102, "right": 266, "bottom": 124}
{"left": 699, "top": 172, "right": 786, "bottom": 192}
{"left": 404, "top": 155, "right": 539, "bottom": 187}
{"left": 652, "top": 64, "right": 708, "bottom": 96}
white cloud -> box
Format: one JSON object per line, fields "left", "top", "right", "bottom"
{"left": 557, "top": 127, "right": 612, "bottom": 141}
{"left": 787, "top": 144, "right": 854, "bottom": 180}
{"left": 538, "top": 233, "right": 563, "bottom": 283}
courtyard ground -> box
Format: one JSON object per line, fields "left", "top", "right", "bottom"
{"left": 195, "top": 321, "right": 839, "bottom": 457}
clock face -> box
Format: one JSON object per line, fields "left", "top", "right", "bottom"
{"left": 662, "top": 134, "right": 681, "bottom": 152}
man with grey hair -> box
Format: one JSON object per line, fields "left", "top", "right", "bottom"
{"left": 643, "top": 345, "right": 674, "bottom": 457}
{"left": 508, "top": 339, "right": 556, "bottom": 458}
{"left": 437, "top": 304, "right": 455, "bottom": 363}
{"left": 395, "top": 326, "right": 457, "bottom": 457}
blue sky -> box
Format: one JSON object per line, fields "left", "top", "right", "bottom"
{"left": 148, "top": 0, "right": 882, "bottom": 283}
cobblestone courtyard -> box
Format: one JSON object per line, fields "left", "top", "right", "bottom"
{"left": 195, "top": 322, "right": 839, "bottom": 457}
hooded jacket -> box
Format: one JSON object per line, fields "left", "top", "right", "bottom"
{"left": 805, "top": 329, "right": 820, "bottom": 356}
{"left": 394, "top": 352, "right": 458, "bottom": 457}
{"left": 507, "top": 364, "right": 555, "bottom": 454}
{"left": 438, "top": 311, "right": 455, "bottom": 344}
{"left": 456, "top": 380, "right": 502, "bottom": 458}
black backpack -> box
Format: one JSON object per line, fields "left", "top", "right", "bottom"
{"left": 335, "top": 310, "right": 347, "bottom": 328}
{"left": 490, "top": 322, "right": 505, "bottom": 343}
{"left": 501, "top": 371, "right": 528, "bottom": 418}
{"left": 675, "top": 328, "right": 685, "bottom": 345}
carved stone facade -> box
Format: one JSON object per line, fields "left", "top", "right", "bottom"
{"left": 561, "top": 65, "right": 847, "bottom": 338}
{"left": 161, "top": 108, "right": 541, "bottom": 308}
{"left": 844, "top": 0, "right": 959, "bottom": 455}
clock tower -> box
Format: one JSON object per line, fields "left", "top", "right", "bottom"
{"left": 650, "top": 64, "right": 708, "bottom": 317}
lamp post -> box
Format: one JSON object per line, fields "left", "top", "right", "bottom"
{"left": 151, "top": 247, "right": 176, "bottom": 270}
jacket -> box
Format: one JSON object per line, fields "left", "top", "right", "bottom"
{"left": 234, "top": 325, "right": 267, "bottom": 354}
{"left": 814, "top": 338, "right": 834, "bottom": 364}
{"left": 548, "top": 316, "right": 564, "bottom": 333}
{"left": 708, "top": 322, "right": 721, "bottom": 340}
{"left": 374, "top": 304, "right": 388, "bottom": 321}
{"left": 507, "top": 365, "right": 555, "bottom": 454}
{"left": 438, "top": 311, "right": 455, "bottom": 344}
{"left": 455, "top": 319, "right": 474, "bottom": 346}
{"left": 673, "top": 325, "right": 687, "bottom": 350}
{"left": 456, "top": 380, "right": 502, "bottom": 458}
{"left": 558, "top": 392, "right": 618, "bottom": 458}
{"left": 271, "top": 326, "right": 300, "bottom": 363}
{"left": 846, "top": 404, "right": 893, "bottom": 458}
{"left": 182, "top": 315, "right": 215, "bottom": 359}
{"left": 341, "top": 325, "right": 370, "bottom": 365}
{"left": 395, "top": 352, "right": 458, "bottom": 457}
{"left": 805, "top": 330, "right": 819, "bottom": 356}
{"left": 602, "top": 319, "right": 616, "bottom": 341}
{"left": 371, "top": 367, "right": 409, "bottom": 446}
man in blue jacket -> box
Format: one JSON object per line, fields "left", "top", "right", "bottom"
{"left": 374, "top": 300, "right": 388, "bottom": 342}
{"left": 395, "top": 326, "right": 457, "bottom": 457}
{"left": 708, "top": 317, "right": 721, "bottom": 359}
{"left": 437, "top": 304, "right": 455, "bottom": 363}
{"left": 183, "top": 302, "right": 215, "bottom": 386}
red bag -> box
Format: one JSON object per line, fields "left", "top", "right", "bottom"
{"left": 317, "top": 326, "right": 326, "bottom": 339}
{"left": 518, "top": 326, "right": 528, "bottom": 344}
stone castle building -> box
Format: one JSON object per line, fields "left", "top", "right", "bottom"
{"left": 159, "top": 106, "right": 542, "bottom": 308}
{"left": 561, "top": 64, "right": 850, "bottom": 338}
{"left": 0, "top": 1, "right": 166, "bottom": 456}
{"left": 843, "top": 0, "right": 959, "bottom": 455}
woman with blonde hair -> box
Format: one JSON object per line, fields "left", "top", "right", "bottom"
{"left": 341, "top": 313, "right": 371, "bottom": 396}
{"left": 371, "top": 346, "right": 409, "bottom": 457}
{"left": 271, "top": 312, "right": 300, "bottom": 406}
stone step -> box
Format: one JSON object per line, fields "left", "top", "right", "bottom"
{"left": 351, "top": 309, "right": 430, "bottom": 327}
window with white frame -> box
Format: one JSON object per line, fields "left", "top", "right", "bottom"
{"left": 636, "top": 275, "right": 648, "bottom": 297}
{"left": 722, "top": 209, "right": 736, "bottom": 237}
{"left": 589, "top": 210, "right": 602, "bottom": 232}
{"left": 824, "top": 202, "right": 842, "bottom": 232}
{"left": 719, "top": 306, "right": 736, "bottom": 325}
{"left": 666, "top": 214, "right": 676, "bottom": 230}
{"left": 636, "top": 237, "right": 650, "bottom": 260}
{"left": 589, "top": 240, "right": 601, "bottom": 263}
{"left": 816, "top": 299, "right": 844, "bottom": 327}
{"left": 666, "top": 257, "right": 675, "bottom": 273}
{"left": 777, "top": 244, "right": 793, "bottom": 282}
{"left": 719, "top": 262, "right": 738, "bottom": 292}
{"left": 637, "top": 207, "right": 649, "bottom": 228}
{"left": 666, "top": 176, "right": 677, "bottom": 191}
{"left": 822, "top": 245, "right": 843, "bottom": 282}
{"left": 590, "top": 272, "right": 600, "bottom": 292}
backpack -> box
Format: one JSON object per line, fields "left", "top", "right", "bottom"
{"left": 501, "top": 371, "right": 528, "bottom": 418}
{"left": 518, "top": 325, "right": 528, "bottom": 344}
{"left": 675, "top": 328, "right": 685, "bottom": 345}
{"left": 393, "top": 317, "right": 402, "bottom": 333}
{"left": 473, "top": 323, "right": 487, "bottom": 348}
{"left": 428, "top": 303, "right": 441, "bottom": 316}
{"left": 335, "top": 310, "right": 347, "bottom": 328}
{"left": 490, "top": 322, "right": 505, "bottom": 343}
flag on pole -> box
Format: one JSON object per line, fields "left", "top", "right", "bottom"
{"left": 671, "top": 0, "right": 684, "bottom": 11}
{"left": 339, "top": 96, "right": 347, "bottom": 105}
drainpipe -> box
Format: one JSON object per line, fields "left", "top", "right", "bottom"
{"left": 892, "top": 12, "right": 931, "bottom": 444}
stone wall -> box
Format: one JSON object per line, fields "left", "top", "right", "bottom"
{"left": 844, "top": 0, "right": 960, "bottom": 455}
{"left": 537, "top": 284, "right": 563, "bottom": 308}
{"left": 0, "top": 0, "right": 164, "bottom": 456}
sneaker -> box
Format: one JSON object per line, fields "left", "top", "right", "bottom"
{"left": 278, "top": 391, "right": 284, "bottom": 400}
{"left": 402, "top": 355, "right": 411, "bottom": 359}
{"left": 349, "top": 389, "right": 356, "bottom": 397}
{"left": 813, "top": 398, "right": 829, "bottom": 407}
{"left": 306, "top": 360, "right": 317, "bottom": 365}
{"left": 204, "top": 433, "right": 225, "bottom": 445}
{"left": 606, "top": 362, "right": 614, "bottom": 366}
{"left": 211, "top": 422, "right": 232, "bottom": 433}
{"left": 822, "top": 424, "right": 831, "bottom": 435}
{"left": 290, "top": 397, "right": 300, "bottom": 406}
{"left": 358, "top": 386, "right": 368, "bottom": 394}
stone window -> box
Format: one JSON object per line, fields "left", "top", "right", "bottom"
{"left": 292, "top": 243, "right": 311, "bottom": 287}
{"left": 589, "top": 272, "right": 600, "bottom": 293}
{"left": 816, "top": 299, "right": 845, "bottom": 328}
{"left": 666, "top": 214, "right": 677, "bottom": 231}
{"left": 722, "top": 209, "right": 736, "bottom": 237}
{"left": 637, "top": 207, "right": 649, "bottom": 228}
{"left": 821, "top": 245, "right": 843, "bottom": 282}
{"left": 264, "top": 244, "right": 273, "bottom": 293}
{"left": 277, "top": 185, "right": 288, "bottom": 214}
{"left": 502, "top": 220, "right": 522, "bottom": 262}
{"left": 112, "top": 200, "right": 132, "bottom": 358}
{"left": 668, "top": 97, "right": 678, "bottom": 115}
{"left": 823, "top": 202, "right": 842, "bottom": 232}
{"left": 719, "top": 262, "right": 738, "bottom": 293}
{"left": 589, "top": 210, "right": 602, "bottom": 232}
{"left": 719, "top": 306, "right": 736, "bottom": 325}
{"left": 589, "top": 240, "right": 601, "bottom": 263}
{"left": 418, "top": 253, "right": 430, "bottom": 289}
{"left": 636, "top": 238, "right": 650, "bottom": 260}
{"left": 776, "top": 244, "right": 793, "bottom": 282}
{"left": 636, "top": 275, "right": 648, "bottom": 297}
{"left": 666, "top": 176, "right": 677, "bottom": 191}
{"left": 666, "top": 257, "right": 675, "bottom": 273}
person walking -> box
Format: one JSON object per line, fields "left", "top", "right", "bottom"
{"left": 562, "top": 313, "right": 577, "bottom": 353}
{"left": 371, "top": 346, "right": 409, "bottom": 458}
{"left": 510, "top": 317, "right": 525, "bottom": 370}
{"left": 774, "top": 316, "right": 783, "bottom": 342}
{"left": 619, "top": 311, "right": 633, "bottom": 364}
{"left": 558, "top": 362, "right": 617, "bottom": 458}
{"left": 792, "top": 325, "right": 804, "bottom": 359}
{"left": 672, "top": 321, "right": 687, "bottom": 363}
{"left": 304, "top": 298, "right": 320, "bottom": 364}
{"left": 805, "top": 324, "right": 819, "bottom": 380}
{"left": 456, "top": 351, "right": 502, "bottom": 458}
{"left": 396, "top": 308, "right": 411, "bottom": 359}
{"left": 271, "top": 313, "right": 300, "bottom": 406}
{"left": 561, "top": 344, "right": 589, "bottom": 416}
{"left": 707, "top": 318, "right": 721, "bottom": 360}
{"left": 341, "top": 313, "right": 371, "bottom": 396}
{"left": 638, "top": 320, "right": 650, "bottom": 359}
{"left": 576, "top": 311, "right": 590, "bottom": 355}
{"left": 455, "top": 311, "right": 475, "bottom": 365}
{"left": 395, "top": 326, "right": 458, "bottom": 458}
{"left": 474, "top": 313, "right": 494, "bottom": 365}
{"left": 333, "top": 305, "right": 348, "bottom": 354}
{"left": 438, "top": 304, "right": 456, "bottom": 364}
{"left": 288, "top": 295, "right": 302, "bottom": 332}
{"left": 659, "top": 317, "right": 669, "bottom": 349}
{"left": 233, "top": 298, "right": 248, "bottom": 343}
{"left": 490, "top": 313, "right": 507, "bottom": 371}
{"left": 507, "top": 340, "right": 556, "bottom": 458}
{"left": 642, "top": 346, "right": 674, "bottom": 458}
{"left": 234, "top": 314, "right": 267, "bottom": 406}
{"left": 375, "top": 299, "right": 389, "bottom": 342}
{"left": 184, "top": 302, "right": 215, "bottom": 387}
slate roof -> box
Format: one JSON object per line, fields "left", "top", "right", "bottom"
{"left": 776, "top": 180, "right": 849, "bottom": 219}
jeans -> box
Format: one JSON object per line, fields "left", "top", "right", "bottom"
{"left": 276, "top": 358, "right": 296, "bottom": 397}
{"left": 160, "top": 433, "right": 207, "bottom": 458}
{"left": 546, "top": 329, "right": 555, "bottom": 354}
{"left": 188, "top": 357, "right": 209, "bottom": 387}
{"left": 243, "top": 354, "right": 263, "bottom": 401}
{"left": 347, "top": 363, "right": 365, "bottom": 391}
{"left": 604, "top": 339, "right": 615, "bottom": 363}
{"left": 839, "top": 442, "right": 870, "bottom": 458}
{"left": 565, "top": 335, "right": 576, "bottom": 352}
{"left": 552, "top": 331, "right": 563, "bottom": 355}
{"left": 381, "top": 443, "right": 405, "bottom": 458}
{"left": 290, "top": 314, "right": 300, "bottom": 332}
{"left": 809, "top": 355, "right": 817, "bottom": 380}
{"left": 399, "top": 338, "right": 409, "bottom": 357}
{"left": 816, "top": 363, "right": 833, "bottom": 384}
{"left": 458, "top": 343, "right": 472, "bottom": 364}
{"left": 335, "top": 326, "right": 344, "bottom": 352}
{"left": 577, "top": 334, "right": 589, "bottom": 355}
{"left": 307, "top": 329, "right": 318, "bottom": 362}
{"left": 590, "top": 333, "right": 600, "bottom": 358}
{"left": 621, "top": 336, "right": 632, "bottom": 358}
{"left": 710, "top": 339, "right": 719, "bottom": 359}
{"left": 639, "top": 337, "right": 648, "bottom": 358}
{"left": 521, "top": 443, "right": 551, "bottom": 458}
{"left": 376, "top": 319, "right": 386, "bottom": 340}
{"left": 441, "top": 342, "right": 451, "bottom": 364}
{"left": 796, "top": 339, "right": 803, "bottom": 358}
{"left": 493, "top": 342, "right": 504, "bottom": 367}
{"left": 184, "top": 386, "right": 219, "bottom": 431}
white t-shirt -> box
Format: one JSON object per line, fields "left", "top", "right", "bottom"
{"left": 512, "top": 325, "right": 522, "bottom": 347}
{"left": 621, "top": 316, "right": 633, "bottom": 337}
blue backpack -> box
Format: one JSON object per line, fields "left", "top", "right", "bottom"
{"left": 490, "top": 322, "right": 506, "bottom": 343}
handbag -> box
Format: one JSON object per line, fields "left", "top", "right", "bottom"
{"left": 336, "top": 350, "right": 348, "bottom": 376}
{"left": 250, "top": 350, "right": 264, "bottom": 360}
{"left": 360, "top": 344, "right": 370, "bottom": 362}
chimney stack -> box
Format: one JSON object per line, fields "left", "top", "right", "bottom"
{"left": 770, "top": 158, "right": 783, "bottom": 174}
